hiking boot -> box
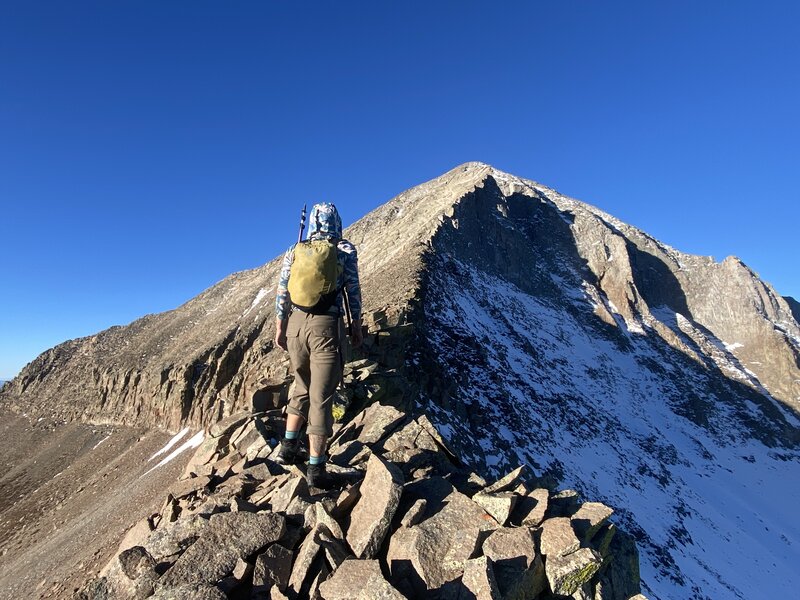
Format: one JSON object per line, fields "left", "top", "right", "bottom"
{"left": 276, "top": 437, "right": 300, "bottom": 465}
{"left": 306, "top": 462, "right": 334, "bottom": 490}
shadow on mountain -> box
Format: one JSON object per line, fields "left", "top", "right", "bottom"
{"left": 421, "top": 175, "right": 799, "bottom": 449}
{"left": 785, "top": 296, "right": 800, "bottom": 324}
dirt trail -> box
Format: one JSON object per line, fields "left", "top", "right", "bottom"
{"left": 0, "top": 409, "right": 193, "bottom": 599}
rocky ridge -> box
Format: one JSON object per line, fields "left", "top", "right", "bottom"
{"left": 78, "top": 396, "right": 644, "bottom": 600}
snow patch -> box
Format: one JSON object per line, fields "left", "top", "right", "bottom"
{"left": 148, "top": 427, "right": 190, "bottom": 461}
{"left": 92, "top": 434, "right": 112, "bottom": 450}
{"left": 242, "top": 287, "right": 273, "bottom": 318}
{"left": 144, "top": 430, "right": 204, "bottom": 475}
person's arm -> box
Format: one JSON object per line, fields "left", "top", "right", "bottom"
{"left": 274, "top": 246, "right": 294, "bottom": 351}
{"left": 342, "top": 244, "right": 363, "bottom": 348}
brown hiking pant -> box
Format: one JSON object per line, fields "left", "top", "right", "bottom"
{"left": 286, "top": 310, "right": 342, "bottom": 437}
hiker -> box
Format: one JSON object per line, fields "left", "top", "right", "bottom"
{"left": 273, "top": 202, "right": 363, "bottom": 488}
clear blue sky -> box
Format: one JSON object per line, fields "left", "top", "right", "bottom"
{"left": 1, "top": 1, "right": 798, "bottom": 380}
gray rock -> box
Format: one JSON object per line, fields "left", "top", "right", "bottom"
{"left": 253, "top": 543, "right": 293, "bottom": 594}
{"left": 318, "top": 528, "right": 352, "bottom": 570}
{"left": 210, "top": 412, "right": 253, "bottom": 438}
{"left": 167, "top": 475, "right": 211, "bottom": 500}
{"left": 287, "top": 524, "right": 326, "bottom": 597}
{"left": 460, "top": 556, "right": 501, "bottom": 600}
{"left": 356, "top": 403, "right": 406, "bottom": 445}
{"left": 571, "top": 502, "right": 614, "bottom": 543}
{"left": 233, "top": 557, "right": 253, "bottom": 579}
{"left": 305, "top": 502, "right": 345, "bottom": 539}
{"left": 101, "top": 518, "right": 154, "bottom": 576}
{"left": 547, "top": 490, "right": 581, "bottom": 518}
{"left": 346, "top": 454, "right": 404, "bottom": 558}
{"left": 331, "top": 482, "right": 361, "bottom": 520}
{"left": 150, "top": 584, "right": 228, "bottom": 600}
{"left": 271, "top": 475, "right": 308, "bottom": 513}
{"left": 183, "top": 436, "right": 225, "bottom": 478}
{"left": 595, "top": 528, "right": 641, "bottom": 600}
{"left": 381, "top": 420, "right": 423, "bottom": 452}
{"left": 318, "top": 559, "right": 405, "bottom": 600}
{"left": 144, "top": 515, "right": 209, "bottom": 561}
{"left": 481, "top": 527, "right": 545, "bottom": 600}
{"left": 159, "top": 511, "right": 286, "bottom": 587}
{"left": 400, "top": 498, "right": 427, "bottom": 528}
{"left": 539, "top": 517, "right": 580, "bottom": 557}
{"left": 511, "top": 488, "right": 548, "bottom": 527}
{"left": 483, "top": 466, "right": 527, "bottom": 494}
{"left": 387, "top": 481, "right": 496, "bottom": 592}
{"left": 100, "top": 546, "right": 158, "bottom": 599}
{"left": 472, "top": 491, "right": 517, "bottom": 526}
{"left": 545, "top": 547, "right": 602, "bottom": 596}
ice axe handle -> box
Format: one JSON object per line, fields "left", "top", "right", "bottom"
{"left": 297, "top": 204, "right": 307, "bottom": 244}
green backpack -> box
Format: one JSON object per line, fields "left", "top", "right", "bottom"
{"left": 288, "top": 239, "right": 343, "bottom": 311}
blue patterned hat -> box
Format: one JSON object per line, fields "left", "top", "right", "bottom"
{"left": 308, "top": 203, "right": 343, "bottom": 239}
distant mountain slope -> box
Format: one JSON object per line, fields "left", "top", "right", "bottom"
{"left": 2, "top": 162, "right": 799, "bottom": 599}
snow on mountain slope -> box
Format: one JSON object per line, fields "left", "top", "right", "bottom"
{"left": 408, "top": 166, "right": 800, "bottom": 600}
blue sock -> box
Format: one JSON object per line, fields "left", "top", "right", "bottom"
{"left": 309, "top": 454, "right": 326, "bottom": 465}
{"left": 285, "top": 430, "right": 299, "bottom": 440}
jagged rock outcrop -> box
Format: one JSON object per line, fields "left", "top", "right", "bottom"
{"left": 3, "top": 162, "right": 800, "bottom": 599}
{"left": 77, "top": 403, "right": 643, "bottom": 600}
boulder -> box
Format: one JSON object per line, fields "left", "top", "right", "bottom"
{"left": 100, "top": 518, "right": 154, "bottom": 576}
{"left": 167, "top": 475, "right": 211, "bottom": 500}
{"left": 545, "top": 547, "right": 602, "bottom": 596}
{"left": 249, "top": 473, "right": 291, "bottom": 506}
{"left": 100, "top": 546, "right": 159, "bottom": 599}
{"left": 571, "top": 502, "right": 614, "bottom": 543}
{"left": 346, "top": 454, "right": 404, "bottom": 558}
{"left": 595, "top": 529, "right": 641, "bottom": 600}
{"left": 183, "top": 436, "right": 225, "bottom": 478}
{"left": 252, "top": 543, "right": 293, "bottom": 595}
{"left": 210, "top": 412, "right": 253, "bottom": 438}
{"left": 356, "top": 403, "right": 406, "bottom": 445}
{"left": 416, "top": 415, "right": 457, "bottom": 458}
{"left": 144, "top": 514, "right": 209, "bottom": 561}
{"left": 270, "top": 475, "right": 309, "bottom": 513}
{"left": 547, "top": 489, "right": 581, "bottom": 518}
{"left": 287, "top": 524, "right": 327, "bottom": 597}
{"left": 461, "top": 556, "right": 502, "bottom": 600}
{"left": 387, "top": 481, "right": 496, "bottom": 592}
{"left": 381, "top": 420, "right": 424, "bottom": 452}
{"left": 482, "top": 527, "right": 545, "bottom": 600}
{"left": 331, "top": 482, "right": 361, "bottom": 520}
{"left": 318, "top": 559, "right": 405, "bottom": 600}
{"left": 483, "top": 466, "right": 527, "bottom": 494}
{"left": 472, "top": 491, "right": 517, "bottom": 526}
{"left": 318, "top": 528, "right": 352, "bottom": 570}
{"left": 305, "top": 502, "right": 345, "bottom": 540}
{"left": 511, "top": 488, "right": 548, "bottom": 527}
{"left": 592, "top": 522, "right": 616, "bottom": 557}
{"left": 150, "top": 584, "right": 227, "bottom": 599}
{"left": 400, "top": 498, "right": 427, "bottom": 528}
{"left": 158, "top": 511, "right": 286, "bottom": 587}
{"left": 539, "top": 517, "right": 580, "bottom": 557}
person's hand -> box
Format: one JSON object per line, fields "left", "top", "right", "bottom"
{"left": 275, "top": 318, "right": 288, "bottom": 351}
{"left": 350, "top": 319, "right": 363, "bottom": 348}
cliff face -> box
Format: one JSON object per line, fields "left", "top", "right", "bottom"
{"left": 2, "top": 163, "right": 799, "bottom": 599}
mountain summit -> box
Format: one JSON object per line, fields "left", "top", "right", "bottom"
{"left": 3, "top": 162, "right": 799, "bottom": 599}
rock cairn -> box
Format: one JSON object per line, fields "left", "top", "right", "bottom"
{"left": 77, "top": 370, "right": 645, "bottom": 600}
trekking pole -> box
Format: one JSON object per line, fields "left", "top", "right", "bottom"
{"left": 342, "top": 287, "right": 353, "bottom": 337}
{"left": 297, "top": 204, "right": 307, "bottom": 244}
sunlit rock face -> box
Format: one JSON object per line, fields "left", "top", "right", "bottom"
{"left": 3, "top": 162, "right": 799, "bottom": 599}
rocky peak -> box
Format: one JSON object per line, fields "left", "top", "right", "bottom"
{"left": 2, "top": 162, "right": 799, "bottom": 599}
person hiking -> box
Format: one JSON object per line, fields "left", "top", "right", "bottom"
{"left": 273, "top": 202, "right": 363, "bottom": 488}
